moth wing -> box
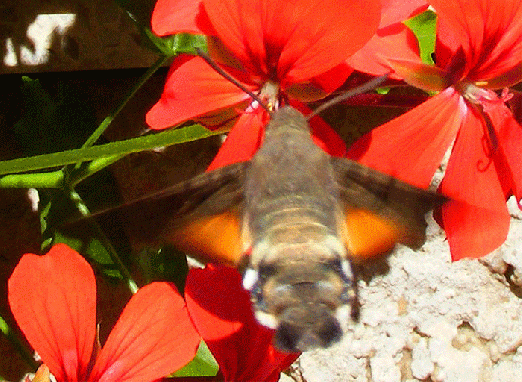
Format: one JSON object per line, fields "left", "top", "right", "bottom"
{"left": 97, "top": 162, "right": 247, "bottom": 265}
{"left": 165, "top": 210, "right": 243, "bottom": 265}
{"left": 330, "top": 157, "right": 446, "bottom": 261}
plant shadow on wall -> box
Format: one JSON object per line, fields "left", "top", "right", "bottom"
{"left": 0, "top": 0, "right": 159, "bottom": 73}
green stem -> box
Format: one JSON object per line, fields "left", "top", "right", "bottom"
{"left": 81, "top": 55, "right": 169, "bottom": 150}
{"left": 62, "top": 54, "right": 170, "bottom": 190}
{"left": 68, "top": 154, "right": 124, "bottom": 188}
{"left": 0, "top": 124, "right": 215, "bottom": 178}
{"left": 68, "top": 189, "right": 138, "bottom": 293}
{"left": 59, "top": 59, "right": 169, "bottom": 294}
{"left": 0, "top": 171, "right": 63, "bottom": 188}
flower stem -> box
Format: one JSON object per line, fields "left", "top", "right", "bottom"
{"left": 65, "top": 54, "right": 170, "bottom": 186}
{"left": 68, "top": 189, "right": 138, "bottom": 293}
{"left": 0, "top": 170, "right": 63, "bottom": 188}
{"left": 81, "top": 55, "right": 170, "bottom": 149}
{"left": 68, "top": 154, "right": 124, "bottom": 188}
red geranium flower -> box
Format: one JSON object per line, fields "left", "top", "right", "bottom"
{"left": 347, "top": 0, "right": 522, "bottom": 259}
{"left": 348, "top": 0, "right": 429, "bottom": 78}
{"left": 8, "top": 243, "right": 200, "bottom": 382}
{"left": 146, "top": 0, "right": 381, "bottom": 169}
{"left": 183, "top": 264, "right": 299, "bottom": 382}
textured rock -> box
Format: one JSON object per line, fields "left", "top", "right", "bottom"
{"left": 293, "top": 198, "right": 522, "bottom": 382}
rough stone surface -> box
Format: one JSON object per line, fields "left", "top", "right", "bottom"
{"left": 290, "top": 199, "right": 522, "bottom": 382}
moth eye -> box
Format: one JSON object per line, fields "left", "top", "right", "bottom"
{"left": 323, "top": 257, "right": 353, "bottom": 281}
{"left": 258, "top": 262, "right": 277, "bottom": 279}
{"left": 323, "top": 258, "right": 343, "bottom": 273}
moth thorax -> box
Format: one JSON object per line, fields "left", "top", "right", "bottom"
{"left": 265, "top": 106, "right": 310, "bottom": 134}
{"left": 243, "top": 244, "right": 356, "bottom": 352}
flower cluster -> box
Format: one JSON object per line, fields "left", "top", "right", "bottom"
{"left": 9, "top": 244, "right": 200, "bottom": 382}
{"left": 9, "top": 244, "right": 298, "bottom": 382}
{"left": 146, "top": 0, "right": 385, "bottom": 169}
{"left": 149, "top": 0, "right": 522, "bottom": 259}
{"left": 347, "top": 0, "right": 522, "bottom": 259}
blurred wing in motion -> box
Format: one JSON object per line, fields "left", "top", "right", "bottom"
{"left": 330, "top": 157, "right": 446, "bottom": 261}
{"left": 94, "top": 162, "right": 248, "bottom": 265}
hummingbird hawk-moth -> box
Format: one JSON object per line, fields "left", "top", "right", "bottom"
{"left": 98, "top": 105, "right": 446, "bottom": 352}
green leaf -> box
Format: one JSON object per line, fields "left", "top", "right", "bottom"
{"left": 0, "top": 124, "right": 221, "bottom": 178}
{"left": 40, "top": 182, "right": 139, "bottom": 291}
{"left": 0, "top": 316, "right": 8, "bottom": 337}
{"left": 143, "top": 31, "right": 207, "bottom": 56}
{"left": 172, "top": 341, "right": 219, "bottom": 377}
{"left": 38, "top": 188, "right": 126, "bottom": 280}
{"left": 404, "top": 10, "right": 437, "bottom": 65}
{"left": 54, "top": 230, "right": 124, "bottom": 279}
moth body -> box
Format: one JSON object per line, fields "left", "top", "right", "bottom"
{"left": 90, "top": 106, "right": 446, "bottom": 353}
{"left": 242, "top": 107, "right": 355, "bottom": 351}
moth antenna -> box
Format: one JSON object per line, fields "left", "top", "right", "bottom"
{"left": 308, "top": 73, "right": 390, "bottom": 119}
{"left": 195, "top": 48, "right": 272, "bottom": 114}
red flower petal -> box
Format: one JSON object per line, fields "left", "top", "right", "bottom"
{"left": 348, "top": 24, "right": 423, "bottom": 79}
{"left": 431, "top": 0, "right": 522, "bottom": 82}
{"left": 90, "top": 282, "right": 200, "bottom": 382}
{"left": 185, "top": 265, "right": 299, "bottom": 382}
{"left": 346, "top": 0, "right": 428, "bottom": 79}
{"left": 202, "top": 0, "right": 380, "bottom": 85}
{"left": 430, "top": 0, "right": 480, "bottom": 71}
{"left": 201, "top": 0, "right": 266, "bottom": 78}
{"left": 483, "top": 62, "right": 522, "bottom": 90}
{"left": 439, "top": 199, "right": 510, "bottom": 260}
{"left": 308, "top": 62, "right": 354, "bottom": 95}
{"left": 433, "top": 15, "right": 470, "bottom": 76}
{"left": 347, "top": 88, "right": 463, "bottom": 188}
{"left": 206, "top": 108, "right": 266, "bottom": 171}
{"left": 437, "top": 108, "right": 511, "bottom": 259}
{"left": 277, "top": 0, "right": 381, "bottom": 84}
{"left": 285, "top": 63, "right": 353, "bottom": 101}
{"left": 488, "top": 104, "right": 522, "bottom": 202}
{"left": 309, "top": 116, "right": 347, "bottom": 158}
{"left": 146, "top": 55, "right": 251, "bottom": 130}
{"left": 475, "top": 1, "right": 522, "bottom": 80}
{"left": 8, "top": 244, "right": 96, "bottom": 382}
{"left": 152, "top": 0, "right": 207, "bottom": 36}
{"left": 380, "top": 0, "right": 428, "bottom": 27}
